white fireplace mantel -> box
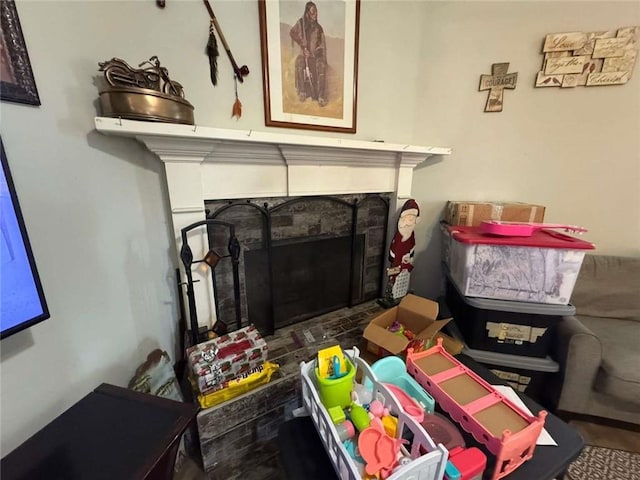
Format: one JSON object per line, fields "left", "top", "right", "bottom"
{"left": 94, "top": 116, "right": 452, "bottom": 328}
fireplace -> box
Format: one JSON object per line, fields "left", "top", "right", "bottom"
{"left": 94, "top": 117, "right": 451, "bottom": 334}
{"left": 205, "top": 194, "right": 389, "bottom": 335}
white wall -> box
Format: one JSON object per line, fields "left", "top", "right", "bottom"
{"left": 1, "top": 0, "right": 638, "bottom": 455}
{"left": 409, "top": 1, "right": 640, "bottom": 297}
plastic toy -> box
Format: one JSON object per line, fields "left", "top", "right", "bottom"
{"left": 406, "top": 338, "right": 547, "bottom": 480}
{"left": 388, "top": 321, "right": 405, "bottom": 335}
{"left": 335, "top": 420, "right": 356, "bottom": 442}
{"left": 403, "top": 328, "right": 415, "bottom": 340}
{"left": 315, "top": 353, "right": 356, "bottom": 409}
{"left": 390, "top": 456, "right": 412, "bottom": 475}
{"left": 384, "top": 384, "right": 425, "bottom": 423}
{"left": 444, "top": 461, "right": 461, "bottom": 480}
{"left": 300, "top": 347, "right": 449, "bottom": 480}
{"left": 352, "top": 383, "right": 373, "bottom": 406}
{"left": 479, "top": 220, "right": 587, "bottom": 237}
{"left": 381, "top": 415, "right": 398, "bottom": 437}
{"left": 448, "top": 446, "right": 486, "bottom": 480}
{"left": 349, "top": 403, "right": 371, "bottom": 431}
{"left": 369, "top": 356, "right": 435, "bottom": 415}
{"left": 317, "top": 345, "right": 346, "bottom": 379}
{"left": 421, "top": 412, "right": 465, "bottom": 451}
{"left": 328, "top": 355, "right": 348, "bottom": 379}
{"left": 328, "top": 406, "right": 346, "bottom": 425}
{"left": 368, "top": 399, "right": 389, "bottom": 419}
{"left": 358, "top": 421, "right": 404, "bottom": 478}
{"left": 343, "top": 438, "right": 364, "bottom": 463}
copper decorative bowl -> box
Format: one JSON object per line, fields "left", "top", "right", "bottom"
{"left": 99, "top": 86, "right": 195, "bottom": 125}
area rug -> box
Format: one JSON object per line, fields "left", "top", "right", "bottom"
{"left": 564, "top": 445, "right": 640, "bottom": 480}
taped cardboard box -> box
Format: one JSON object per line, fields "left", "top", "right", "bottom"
{"left": 363, "top": 294, "right": 461, "bottom": 357}
{"left": 444, "top": 201, "right": 545, "bottom": 227}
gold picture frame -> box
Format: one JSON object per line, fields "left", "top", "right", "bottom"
{"left": 258, "top": 0, "right": 360, "bottom": 133}
{"left": 1, "top": 0, "right": 40, "bottom": 106}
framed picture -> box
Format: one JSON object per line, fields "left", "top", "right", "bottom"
{"left": 259, "top": 0, "right": 360, "bottom": 133}
{"left": 0, "top": 0, "right": 40, "bottom": 106}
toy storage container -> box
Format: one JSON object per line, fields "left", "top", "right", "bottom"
{"left": 462, "top": 345, "right": 559, "bottom": 403}
{"left": 445, "top": 277, "right": 575, "bottom": 358}
{"left": 300, "top": 347, "right": 448, "bottom": 480}
{"left": 445, "top": 226, "right": 594, "bottom": 304}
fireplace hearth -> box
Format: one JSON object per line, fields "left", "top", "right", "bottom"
{"left": 205, "top": 194, "right": 389, "bottom": 335}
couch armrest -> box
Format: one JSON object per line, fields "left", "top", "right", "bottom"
{"left": 554, "top": 315, "right": 603, "bottom": 413}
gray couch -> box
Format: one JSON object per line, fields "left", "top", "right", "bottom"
{"left": 553, "top": 254, "right": 640, "bottom": 424}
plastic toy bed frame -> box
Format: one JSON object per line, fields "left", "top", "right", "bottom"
{"left": 300, "top": 347, "right": 448, "bottom": 480}
{"left": 405, "top": 338, "right": 547, "bottom": 480}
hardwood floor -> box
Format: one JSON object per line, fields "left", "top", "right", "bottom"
{"left": 569, "top": 419, "right": 640, "bottom": 453}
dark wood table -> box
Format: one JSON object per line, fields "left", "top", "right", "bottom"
{"left": 1, "top": 383, "right": 198, "bottom": 480}
{"left": 278, "top": 354, "right": 584, "bottom": 480}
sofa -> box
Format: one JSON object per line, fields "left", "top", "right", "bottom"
{"left": 552, "top": 254, "right": 640, "bottom": 424}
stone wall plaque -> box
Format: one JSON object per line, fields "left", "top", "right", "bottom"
{"left": 545, "top": 56, "right": 587, "bottom": 75}
{"left": 536, "top": 26, "right": 639, "bottom": 88}
{"left": 592, "top": 38, "right": 629, "bottom": 58}
{"left": 586, "top": 71, "right": 630, "bottom": 86}
{"left": 602, "top": 51, "right": 637, "bottom": 74}
{"left": 543, "top": 32, "right": 588, "bottom": 52}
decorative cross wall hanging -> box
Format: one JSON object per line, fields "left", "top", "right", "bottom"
{"left": 479, "top": 63, "right": 518, "bottom": 112}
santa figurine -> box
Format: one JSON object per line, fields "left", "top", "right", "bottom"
{"left": 385, "top": 199, "right": 420, "bottom": 302}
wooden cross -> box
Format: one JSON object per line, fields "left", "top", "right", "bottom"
{"left": 479, "top": 63, "right": 518, "bottom": 112}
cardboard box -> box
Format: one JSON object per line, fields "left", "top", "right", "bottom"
{"left": 363, "top": 294, "right": 452, "bottom": 357}
{"left": 186, "top": 324, "right": 268, "bottom": 395}
{"left": 444, "top": 201, "right": 545, "bottom": 227}
{"left": 364, "top": 331, "right": 463, "bottom": 358}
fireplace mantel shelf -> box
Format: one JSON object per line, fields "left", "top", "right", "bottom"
{"left": 94, "top": 117, "right": 451, "bottom": 167}
{"left": 94, "top": 116, "right": 452, "bottom": 328}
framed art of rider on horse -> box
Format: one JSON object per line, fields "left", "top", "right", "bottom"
{"left": 258, "top": 0, "right": 360, "bottom": 133}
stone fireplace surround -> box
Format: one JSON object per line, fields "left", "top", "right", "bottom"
{"left": 94, "top": 117, "right": 451, "bottom": 331}
{"left": 205, "top": 193, "right": 389, "bottom": 334}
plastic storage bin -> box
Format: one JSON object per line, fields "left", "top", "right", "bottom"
{"left": 300, "top": 347, "right": 448, "bottom": 480}
{"left": 445, "top": 225, "right": 594, "bottom": 304}
{"left": 445, "top": 277, "right": 575, "bottom": 358}
{"left": 461, "top": 345, "right": 559, "bottom": 403}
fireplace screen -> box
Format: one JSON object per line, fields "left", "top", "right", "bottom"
{"left": 205, "top": 195, "right": 389, "bottom": 335}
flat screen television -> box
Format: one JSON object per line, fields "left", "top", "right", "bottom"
{"left": 1, "top": 138, "right": 49, "bottom": 339}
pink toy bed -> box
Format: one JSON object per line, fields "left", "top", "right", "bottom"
{"left": 405, "top": 338, "right": 547, "bottom": 480}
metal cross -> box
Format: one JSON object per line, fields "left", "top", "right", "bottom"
{"left": 479, "top": 63, "right": 518, "bottom": 112}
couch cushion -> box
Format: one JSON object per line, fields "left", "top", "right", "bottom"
{"left": 579, "top": 315, "right": 640, "bottom": 404}
{"left": 572, "top": 254, "right": 640, "bottom": 321}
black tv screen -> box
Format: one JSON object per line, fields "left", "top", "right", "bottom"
{"left": 1, "top": 138, "right": 49, "bottom": 339}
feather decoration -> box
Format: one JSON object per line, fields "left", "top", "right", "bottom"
{"left": 232, "top": 98, "right": 242, "bottom": 119}
{"left": 206, "top": 20, "right": 219, "bottom": 86}
{"left": 231, "top": 75, "right": 242, "bottom": 119}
